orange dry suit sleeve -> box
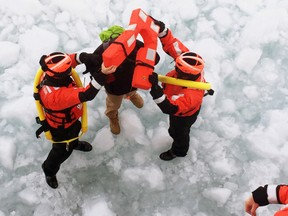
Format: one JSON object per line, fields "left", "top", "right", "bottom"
{"left": 252, "top": 185, "right": 288, "bottom": 216}
{"left": 252, "top": 185, "right": 288, "bottom": 206}
{"left": 159, "top": 28, "right": 190, "bottom": 59}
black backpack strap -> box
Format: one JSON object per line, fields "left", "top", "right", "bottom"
{"left": 35, "top": 117, "right": 50, "bottom": 138}
{"left": 103, "top": 41, "right": 110, "bottom": 50}
{"left": 135, "top": 60, "right": 154, "bottom": 69}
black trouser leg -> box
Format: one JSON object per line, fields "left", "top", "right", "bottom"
{"left": 42, "top": 121, "right": 81, "bottom": 176}
{"left": 169, "top": 110, "right": 199, "bottom": 156}
{"left": 43, "top": 142, "right": 74, "bottom": 176}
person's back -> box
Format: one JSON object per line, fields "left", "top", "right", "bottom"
{"left": 93, "top": 39, "right": 144, "bottom": 95}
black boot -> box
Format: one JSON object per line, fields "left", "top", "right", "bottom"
{"left": 74, "top": 141, "right": 92, "bottom": 152}
{"left": 42, "top": 163, "right": 58, "bottom": 189}
{"left": 159, "top": 149, "right": 177, "bottom": 161}
{"left": 45, "top": 176, "right": 58, "bottom": 189}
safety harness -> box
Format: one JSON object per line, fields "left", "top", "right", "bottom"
{"left": 33, "top": 68, "right": 87, "bottom": 148}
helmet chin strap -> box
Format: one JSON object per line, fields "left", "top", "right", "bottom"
{"left": 39, "top": 53, "right": 72, "bottom": 78}
{"left": 39, "top": 55, "right": 49, "bottom": 71}
{"left": 199, "top": 70, "right": 204, "bottom": 82}
{"left": 175, "top": 66, "right": 200, "bottom": 81}
{"left": 43, "top": 73, "right": 73, "bottom": 87}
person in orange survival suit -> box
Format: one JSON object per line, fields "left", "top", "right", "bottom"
{"left": 148, "top": 17, "right": 207, "bottom": 161}
{"left": 79, "top": 26, "right": 160, "bottom": 135}
{"left": 38, "top": 52, "right": 115, "bottom": 189}
{"left": 245, "top": 184, "right": 288, "bottom": 216}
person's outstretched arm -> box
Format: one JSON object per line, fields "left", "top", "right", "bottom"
{"left": 245, "top": 195, "right": 260, "bottom": 216}
{"left": 151, "top": 16, "right": 189, "bottom": 59}
{"left": 245, "top": 184, "right": 288, "bottom": 215}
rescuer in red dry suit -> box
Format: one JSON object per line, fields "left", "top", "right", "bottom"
{"left": 37, "top": 52, "right": 112, "bottom": 188}
{"left": 148, "top": 17, "right": 209, "bottom": 161}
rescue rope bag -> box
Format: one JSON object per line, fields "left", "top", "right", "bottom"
{"left": 33, "top": 67, "right": 88, "bottom": 143}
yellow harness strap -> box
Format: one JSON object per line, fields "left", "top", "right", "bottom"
{"left": 52, "top": 132, "right": 84, "bottom": 151}
{"left": 34, "top": 68, "right": 88, "bottom": 144}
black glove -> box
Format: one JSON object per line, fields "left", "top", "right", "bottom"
{"left": 150, "top": 16, "right": 166, "bottom": 33}
{"left": 252, "top": 185, "right": 269, "bottom": 206}
{"left": 149, "top": 72, "right": 164, "bottom": 99}
{"left": 150, "top": 16, "right": 165, "bottom": 33}
{"left": 149, "top": 72, "right": 159, "bottom": 87}
{"left": 79, "top": 52, "right": 101, "bottom": 74}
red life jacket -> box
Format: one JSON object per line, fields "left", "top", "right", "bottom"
{"left": 38, "top": 76, "right": 83, "bottom": 129}
{"left": 102, "top": 8, "right": 159, "bottom": 90}
{"left": 37, "top": 53, "right": 84, "bottom": 129}
{"left": 163, "top": 70, "right": 205, "bottom": 117}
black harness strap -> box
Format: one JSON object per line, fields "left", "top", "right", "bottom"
{"left": 135, "top": 60, "right": 154, "bottom": 69}
{"left": 34, "top": 77, "right": 76, "bottom": 138}
{"left": 35, "top": 117, "right": 50, "bottom": 138}
{"left": 43, "top": 106, "right": 75, "bottom": 125}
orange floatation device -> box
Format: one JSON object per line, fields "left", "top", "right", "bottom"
{"left": 102, "top": 8, "right": 213, "bottom": 91}
{"left": 102, "top": 8, "right": 159, "bottom": 90}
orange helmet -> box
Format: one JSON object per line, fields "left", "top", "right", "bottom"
{"left": 175, "top": 52, "right": 204, "bottom": 75}
{"left": 40, "top": 52, "right": 72, "bottom": 78}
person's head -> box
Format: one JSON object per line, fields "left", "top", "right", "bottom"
{"left": 175, "top": 52, "right": 204, "bottom": 81}
{"left": 39, "top": 52, "right": 72, "bottom": 79}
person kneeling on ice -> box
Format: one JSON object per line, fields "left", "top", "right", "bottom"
{"left": 148, "top": 17, "right": 207, "bottom": 161}
{"left": 37, "top": 52, "right": 115, "bottom": 189}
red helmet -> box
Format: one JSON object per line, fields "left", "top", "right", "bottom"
{"left": 40, "top": 52, "right": 72, "bottom": 78}
{"left": 175, "top": 52, "right": 204, "bottom": 75}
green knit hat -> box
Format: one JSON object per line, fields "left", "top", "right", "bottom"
{"left": 99, "top": 25, "right": 125, "bottom": 42}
